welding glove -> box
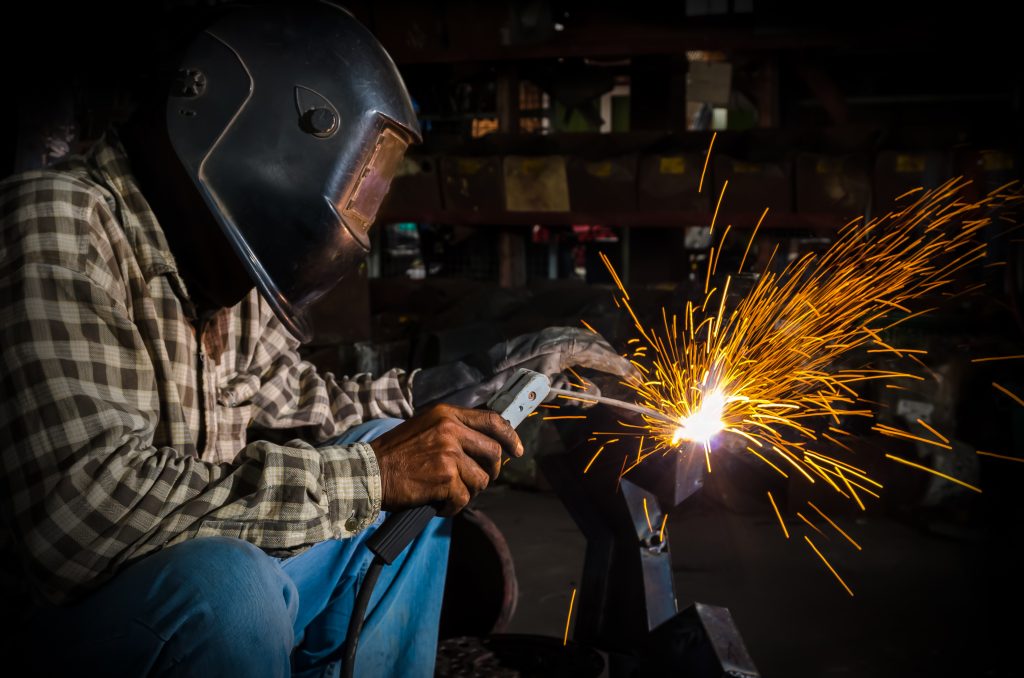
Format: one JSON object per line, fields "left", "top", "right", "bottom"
{"left": 412, "top": 326, "right": 634, "bottom": 410}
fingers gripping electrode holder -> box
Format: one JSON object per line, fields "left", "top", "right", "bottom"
{"left": 342, "top": 370, "right": 549, "bottom": 677}
{"left": 366, "top": 369, "right": 550, "bottom": 563}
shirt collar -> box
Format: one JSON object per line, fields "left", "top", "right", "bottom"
{"left": 86, "top": 129, "right": 197, "bottom": 317}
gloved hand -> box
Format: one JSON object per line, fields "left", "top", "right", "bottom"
{"left": 412, "top": 326, "right": 634, "bottom": 410}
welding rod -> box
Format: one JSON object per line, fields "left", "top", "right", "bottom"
{"left": 547, "top": 386, "right": 678, "bottom": 426}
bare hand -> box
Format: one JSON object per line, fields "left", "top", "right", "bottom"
{"left": 369, "top": 404, "right": 524, "bottom": 515}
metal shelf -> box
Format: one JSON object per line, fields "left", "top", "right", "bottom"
{"left": 378, "top": 209, "right": 851, "bottom": 229}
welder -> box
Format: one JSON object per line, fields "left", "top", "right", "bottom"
{"left": 0, "top": 3, "right": 631, "bottom": 676}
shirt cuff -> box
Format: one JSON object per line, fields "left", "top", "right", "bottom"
{"left": 320, "top": 442, "right": 382, "bottom": 537}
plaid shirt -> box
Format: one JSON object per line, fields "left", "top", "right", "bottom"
{"left": 0, "top": 133, "right": 414, "bottom": 605}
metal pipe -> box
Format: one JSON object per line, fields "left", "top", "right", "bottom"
{"left": 547, "top": 386, "right": 678, "bottom": 426}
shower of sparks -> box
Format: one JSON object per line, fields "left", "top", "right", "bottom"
{"left": 563, "top": 587, "right": 577, "bottom": 646}
{"left": 588, "top": 179, "right": 1020, "bottom": 495}
{"left": 575, "top": 177, "right": 1021, "bottom": 594}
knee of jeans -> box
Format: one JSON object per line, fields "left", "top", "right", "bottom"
{"left": 156, "top": 537, "right": 297, "bottom": 652}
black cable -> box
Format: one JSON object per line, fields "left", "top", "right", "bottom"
{"left": 341, "top": 505, "right": 438, "bottom": 677}
{"left": 341, "top": 556, "right": 384, "bottom": 678}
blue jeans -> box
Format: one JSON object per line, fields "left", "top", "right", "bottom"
{"left": 22, "top": 419, "right": 451, "bottom": 678}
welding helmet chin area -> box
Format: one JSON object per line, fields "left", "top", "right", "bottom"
{"left": 165, "top": 2, "right": 420, "bottom": 343}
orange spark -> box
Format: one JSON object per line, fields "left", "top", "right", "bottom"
{"left": 738, "top": 207, "right": 770, "bottom": 274}
{"left": 698, "top": 131, "right": 716, "bottom": 193}
{"left": 971, "top": 354, "right": 1024, "bottom": 363}
{"left": 768, "top": 491, "right": 789, "bottom": 539}
{"left": 916, "top": 418, "right": 949, "bottom": 444}
{"left": 993, "top": 382, "right": 1024, "bottom": 408}
{"left": 805, "top": 536, "right": 854, "bottom": 596}
{"left": 796, "top": 511, "right": 828, "bottom": 539}
{"left": 976, "top": 450, "right": 1024, "bottom": 463}
{"left": 807, "top": 501, "right": 862, "bottom": 551}
{"left": 885, "top": 454, "right": 982, "bottom": 493}
{"left": 563, "top": 587, "right": 577, "bottom": 646}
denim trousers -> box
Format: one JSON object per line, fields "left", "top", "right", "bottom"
{"left": 21, "top": 419, "right": 451, "bottom": 677}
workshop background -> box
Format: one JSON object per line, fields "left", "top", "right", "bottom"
{"left": 3, "top": 1, "right": 1023, "bottom": 676}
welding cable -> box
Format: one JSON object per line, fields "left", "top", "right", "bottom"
{"left": 341, "top": 556, "right": 384, "bottom": 678}
{"left": 341, "top": 504, "right": 438, "bottom": 678}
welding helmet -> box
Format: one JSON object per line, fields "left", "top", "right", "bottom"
{"left": 165, "top": 2, "right": 420, "bottom": 342}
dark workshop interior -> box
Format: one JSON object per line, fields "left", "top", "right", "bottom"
{"left": 2, "top": 1, "right": 1023, "bottom": 677}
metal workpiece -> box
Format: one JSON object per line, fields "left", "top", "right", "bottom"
{"left": 540, "top": 405, "right": 758, "bottom": 676}
{"left": 635, "top": 603, "right": 760, "bottom": 678}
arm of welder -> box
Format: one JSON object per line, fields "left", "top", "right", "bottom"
{"left": 241, "top": 299, "right": 416, "bottom": 443}
{"left": 0, "top": 262, "right": 382, "bottom": 604}
{"left": 411, "top": 327, "right": 634, "bottom": 410}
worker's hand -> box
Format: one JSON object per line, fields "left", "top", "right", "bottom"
{"left": 412, "top": 327, "right": 636, "bottom": 409}
{"left": 370, "top": 404, "right": 523, "bottom": 515}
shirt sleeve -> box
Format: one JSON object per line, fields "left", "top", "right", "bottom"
{"left": 0, "top": 184, "right": 380, "bottom": 604}
{"left": 241, "top": 301, "right": 417, "bottom": 442}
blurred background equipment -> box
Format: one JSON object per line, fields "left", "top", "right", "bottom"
{"left": 3, "top": 2, "right": 1022, "bottom": 676}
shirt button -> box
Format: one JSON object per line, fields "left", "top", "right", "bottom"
{"left": 344, "top": 517, "right": 360, "bottom": 532}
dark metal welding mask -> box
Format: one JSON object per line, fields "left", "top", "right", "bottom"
{"left": 166, "top": 2, "right": 420, "bottom": 342}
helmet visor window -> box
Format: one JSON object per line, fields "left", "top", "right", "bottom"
{"left": 341, "top": 125, "right": 408, "bottom": 235}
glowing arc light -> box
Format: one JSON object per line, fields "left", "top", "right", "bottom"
{"left": 670, "top": 390, "right": 732, "bottom": 445}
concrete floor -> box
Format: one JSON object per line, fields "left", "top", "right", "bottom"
{"left": 471, "top": 481, "right": 1021, "bottom": 677}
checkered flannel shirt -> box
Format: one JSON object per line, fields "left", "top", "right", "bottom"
{"left": 0, "top": 133, "right": 415, "bottom": 605}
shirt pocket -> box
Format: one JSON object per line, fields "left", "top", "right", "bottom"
{"left": 215, "top": 374, "right": 260, "bottom": 460}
